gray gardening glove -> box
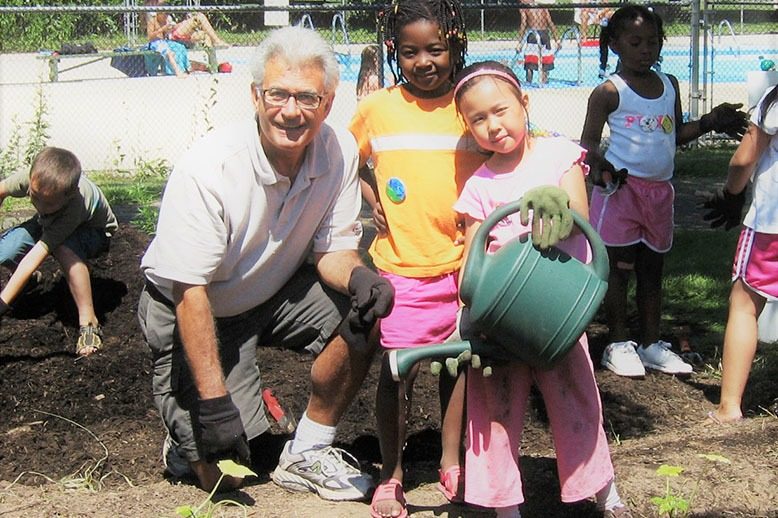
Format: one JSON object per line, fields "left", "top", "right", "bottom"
{"left": 198, "top": 394, "right": 251, "bottom": 466}
{"left": 430, "top": 308, "right": 492, "bottom": 377}
{"left": 519, "top": 186, "right": 574, "bottom": 249}
{"left": 430, "top": 350, "right": 492, "bottom": 378}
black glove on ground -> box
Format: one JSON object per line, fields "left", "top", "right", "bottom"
{"left": 198, "top": 394, "right": 250, "bottom": 465}
{"left": 699, "top": 103, "right": 748, "bottom": 140}
{"left": 338, "top": 266, "right": 395, "bottom": 350}
{"left": 701, "top": 188, "right": 746, "bottom": 230}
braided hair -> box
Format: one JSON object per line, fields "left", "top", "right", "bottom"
{"left": 602, "top": 5, "right": 666, "bottom": 54}
{"left": 378, "top": 0, "right": 467, "bottom": 85}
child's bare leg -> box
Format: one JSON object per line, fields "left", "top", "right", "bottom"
{"left": 604, "top": 246, "right": 633, "bottom": 342}
{"left": 189, "top": 13, "right": 227, "bottom": 46}
{"left": 374, "top": 357, "right": 414, "bottom": 517}
{"left": 54, "top": 246, "right": 100, "bottom": 355}
{"left": 165, "top": 50, "right": 186, "bottom": 77}
{"left": 634, "top": 245, "right": 664, "bottom": 345}
{"left": 714, "top": 280, "right": 765, "bottom": 422}
{"left": 439, "top": 371, "right": 464, "bottom": 472}
{"left": 54, "top": 247, "right": 97, "bottom": 327}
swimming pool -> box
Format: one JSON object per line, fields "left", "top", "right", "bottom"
{"left": 334, "top": 45, "right": 777, "bottom": 89}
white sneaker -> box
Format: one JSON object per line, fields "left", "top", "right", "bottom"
{"left": 162, "top": 433, "right": 192, "bottom": 478}
{"left": 272, "top": 441, "right": 374, "bottom": 501}
{"left": 601, "top": 341, "right": 646, "bottom": 377}
{"left": 638, "top": 341, "right": 693, "bottom": 375}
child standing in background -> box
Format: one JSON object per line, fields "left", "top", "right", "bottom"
{"left": 356, "top": 44, "right": 383, "bottom": 102}
{"left": 580, "top": 5, "right": 748, "bottom": 378}
{"left": 0, "top": 147, "right": 117, "bottom": 356}
{"left": 705, "top": 85, "right": 778, "bottom": 424}
{"left": 348, "top": 1, "right": 485, "bottom": 516}
{"left": 453, "top": 61, "right": 631, "bottom": 518}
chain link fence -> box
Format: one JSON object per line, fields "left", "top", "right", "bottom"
{"left": 0, "top": 1, "right": 776, "bottom": 174}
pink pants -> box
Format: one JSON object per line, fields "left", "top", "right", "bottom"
{"left": 464, "top": 335, "right": 614, "bottom": 508}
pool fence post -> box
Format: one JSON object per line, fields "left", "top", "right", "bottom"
{"left": 689, "top": 0, "right": 702, "bottom": 139}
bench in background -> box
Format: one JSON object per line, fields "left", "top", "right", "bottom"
{"left": 38, "top": 44, "right": 223, "bottom": 82}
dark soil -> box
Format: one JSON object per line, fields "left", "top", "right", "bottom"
{"left": 1, "top": 196, "right": 777, "bottom": 518}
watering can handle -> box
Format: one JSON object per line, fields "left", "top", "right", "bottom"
{"left": 460, "top": 199, "right": 609, "bottom": 305}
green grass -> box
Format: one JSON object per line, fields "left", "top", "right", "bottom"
{"left": 675, "top": 144, "right": 739, "bottom": 179}
{"left": 662, "top": 228, "right": 738, "bottom": 350}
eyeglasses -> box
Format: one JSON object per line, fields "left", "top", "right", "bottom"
{"left": 260, "top": 88, "right": 324, "bottom": 110}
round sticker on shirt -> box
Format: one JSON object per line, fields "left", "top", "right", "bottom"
{"left": 386, "top": 177, "right": 406, "bottom": 203}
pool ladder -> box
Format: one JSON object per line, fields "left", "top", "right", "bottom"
{"left": 296, "top": 12, "right": 351, "bottom": 68}
{"left": 706, "top": 19, "right": 740, "bottom": 113}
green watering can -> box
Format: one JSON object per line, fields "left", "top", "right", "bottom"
{"left": 388, "top": 199, "right": 609, "bottom": 381}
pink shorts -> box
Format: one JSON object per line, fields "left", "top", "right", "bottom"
{"left": 590, "top": 176, "right": 674, "bottom": 252}
{"left": 378, "top": 271, "right": 459, "bottom": 349}
{"left": 732, "top": 227, "right": 778, "bottom": 300}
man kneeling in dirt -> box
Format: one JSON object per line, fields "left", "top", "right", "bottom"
{"left": 139, "top": 26, "right": 394, "bottom": 497}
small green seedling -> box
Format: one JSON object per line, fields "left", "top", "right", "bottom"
{"left": 650, "top": 454, "right": 731, "bottom": 517}
{"left": 651, "top": 465, "right": 688, "bottom": 517}
{"left": 175, "top": 460, "right": 256, "bottom": 518}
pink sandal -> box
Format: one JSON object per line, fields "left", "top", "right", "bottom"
{"left": 370, "top": 478, "right": 408, "bottom": 518}
{"left": 437, "top": 465, "right": 463, "bottom": 503}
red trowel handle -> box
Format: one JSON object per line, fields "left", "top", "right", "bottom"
{"left": 262, "top": 388, "right": 297, "bottom": 434}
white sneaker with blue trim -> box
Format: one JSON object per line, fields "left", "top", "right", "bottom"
{"left": 601, "top": 341, "right": 646, "bottom": 377}
{"left": 272, "top": 440, "right": 373, "bottom": 501}
{"left": 638, "top": 341, "right": 693, "bottom": 375}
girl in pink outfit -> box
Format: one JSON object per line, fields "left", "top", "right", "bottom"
{"left": 452, "top": 61, "right": 631, "bottom": 518}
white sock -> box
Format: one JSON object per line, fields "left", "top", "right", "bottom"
{"left": 595, "top": 478, "right": 624, "bottom": 511}
{"left": 290, "top": 412, "right": 336, "bottom": 454}
{"left": 495, "top": 506, "right": 521, "bottom": 518}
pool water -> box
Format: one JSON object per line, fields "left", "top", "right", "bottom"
{"left": 335, "top": 45, "right": 776, "bottom": 89}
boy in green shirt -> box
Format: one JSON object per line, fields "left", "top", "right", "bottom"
{"left": 0, "top": 147, "right": 118, "bottom": 356}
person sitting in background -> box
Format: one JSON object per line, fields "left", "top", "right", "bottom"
{"left": 146, "top": 0, "right": 228, "bottom": 48}
{"left": 0, "top": 147, "right": 117, "bottom": 357}
{"left": 144, "top": 0, "right": 210, "bottom": 77}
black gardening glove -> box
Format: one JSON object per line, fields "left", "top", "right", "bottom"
{"left": 519, "top": 186, "right": 574, "bottom": 249}
{"left": 699, "top": 103, "right": 748, "bottom": 140}
{"left": 701, "top": 187, "right": 746, "bottom": 230}
{"left": 587, "top": 155, "right": 629, "bottom": 191}
{"left": 197, "top": 394, "right": 251, "bottom": 466}
{"left": 338, "top": 266, "right": 394, "bottom": 350}
{"left": 0, "top": 299, "right": 9, "bottom": 318}
{"left": 348, "top": 266, "right": 394, "bottom": 325}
